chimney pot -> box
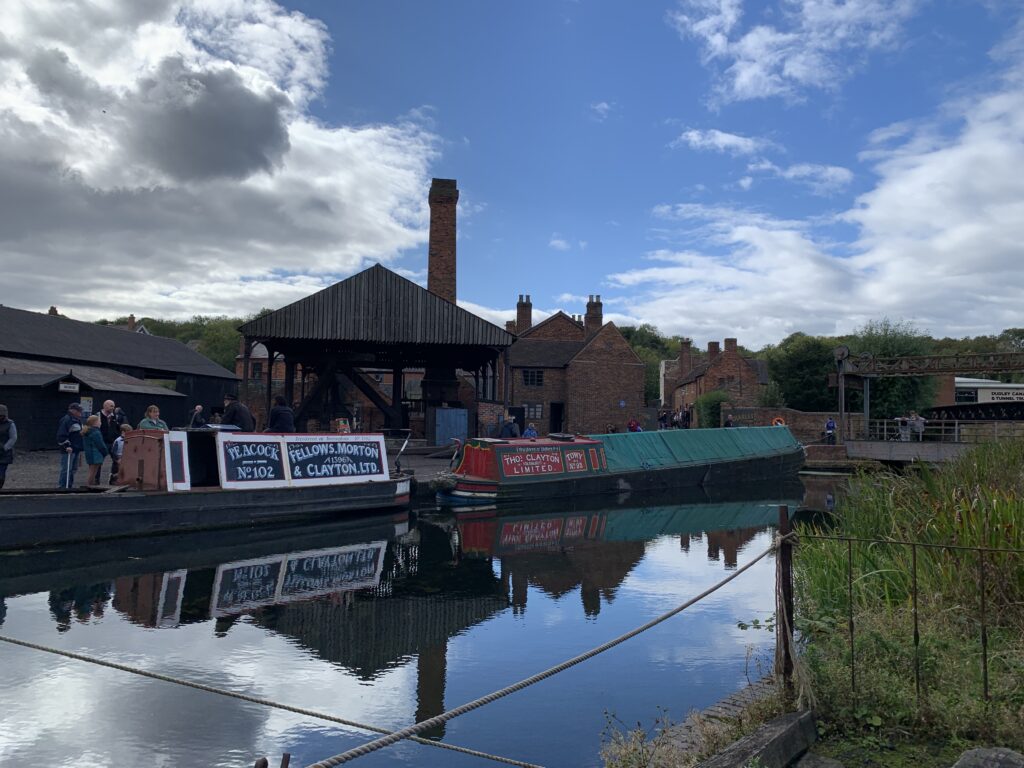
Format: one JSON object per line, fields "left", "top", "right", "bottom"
{"left": 584, "top": 293, "right": 603, "bottom": 337}
{"left": 516, "top": 293, "right": 533, "bottom": 332}
{"left": 724, "top": 338, "right": 738, "bottom": 354}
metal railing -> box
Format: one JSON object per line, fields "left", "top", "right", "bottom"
{"left": 854, "top": 419, "right": 1024, "bottom": 443}
{"left": 790, "top": 529, "right": 1024, "bottom": 706}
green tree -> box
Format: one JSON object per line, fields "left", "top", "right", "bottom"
{"left": 619, "top": 323, "right": 680, "bottom": 404}
{"left": 757, "top": 380, "right": 786, "bottom": 407}
{"left": 848, "top": 318, "right": 937, "bottom": 418}
{"left": 762, "top": 332, "right": 835, "bottom": 412}
{"left": 694, "top": 390, "right": 730, "bottom": 428}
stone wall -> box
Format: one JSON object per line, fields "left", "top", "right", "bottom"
{"left": 727, "top": 405, "right": 863, "bottom": 445}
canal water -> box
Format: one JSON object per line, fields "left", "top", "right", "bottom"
{"left": 0, "top": 483, "right": 804, "bottom": 768}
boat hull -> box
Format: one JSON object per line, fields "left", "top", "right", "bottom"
{"left": 437, "top": 448, "right": 804, "bottom": 505}
{"left": 0, "top": 476, "right": 412, "bottom": 551}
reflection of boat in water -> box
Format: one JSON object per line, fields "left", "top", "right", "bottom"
{"left": 434, "top": 427, "right": 804, "bottom": 505}
{"left": 0, "top": 430, "right": 411, "bottom": 551}
{"left": 454, "top": 493, "right": 802, "bottom": 557}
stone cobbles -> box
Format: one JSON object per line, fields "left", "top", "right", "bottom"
{"left": 953, "top": 749, "right": 1024, "bottom": 768}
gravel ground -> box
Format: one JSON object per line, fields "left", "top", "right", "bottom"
{"left": 3, "top": 450, "right": 105, "bottom": 490}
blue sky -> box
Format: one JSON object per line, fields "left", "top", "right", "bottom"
{"left": 2, "top": 0, "right": 1023, "bottom": 348}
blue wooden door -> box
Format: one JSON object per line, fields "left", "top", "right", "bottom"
{"left": 434, "top": 408, "right": 468, "bottom": 447}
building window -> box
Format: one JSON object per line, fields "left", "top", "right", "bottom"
{"left": 522, "top": 369, "right": 544, "bottom": 387}
{"left": 524, "top": 403, "right": 543, "bottom": 419}
{"left": 251, "top": 362, "right": 263, "bottom": 380}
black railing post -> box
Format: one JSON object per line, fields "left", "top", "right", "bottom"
{"left": 979, "top": 549, "right": 990, "bottom": 701}
{"left": 912, "top": 544, "right": 921, "bottom": 708}
{"left": 776, "top": 505, "right": 795, "bottom": 697}
{"left": 848, "top": 538, "right": 856, "bottom": 703}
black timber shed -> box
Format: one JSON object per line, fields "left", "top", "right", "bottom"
{"left": 0, "top": 305, "right": 237, "bottom": 437}
{"left": 237, "top": 264, "right": 514, "bottom": 431}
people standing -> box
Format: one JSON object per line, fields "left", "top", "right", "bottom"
{"left": 681, "top": 408, "right": 691, "bottom": 429}
{"left": 824, "top": 416, "right": 837, "bottom": 445}
{"left": 0, "top": 404, "right": 16, "bottom": 490}
{"left": 82, "top": 415, "right": 110, "bottom": 485}
{"left": 222, "top": 393, "right": 255, "bottom": 431}
{"left": 138, "top": 405, "right": 169, "bottom": 431}
{"left": 110, "top": 423, "right": 132, "bottom": 485}
{"left": 98, "top": 400, "right": 125, "bottom": 480}
{"left": 910, "top": 410, "right": 926, "bottom": 441}
{"left": 627, "top": 417, "right": 641, "bottom": 433}
{"left": 56, "top": 402, "right": 84, "bottom": 489}
{"left": 264, "top": 395, "right": 295, "bottom": 432}
{"left": 897, "top": 415, "right": 911, "bottom": 442}
{"left": 188, "top": 404, "right": 207, "bottom": 428}
{"left": 523, "top": 422, "right": 539, "bottom": 438}
{"left": 724, "top": 413, "right": 735, "bottom": 428}
{"left": 498, "top": 414, "right": 520, "bottom": 438}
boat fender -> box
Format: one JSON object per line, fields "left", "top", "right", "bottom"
{"left": 771, "top": 417, "right": 786, "bottom": 426}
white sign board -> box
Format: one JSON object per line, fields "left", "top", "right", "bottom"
{"left": 978, "top": 389, "right": 1024, "bottom": 403}
{"left": 163, "top": 431, "right": 192, "bottom": 492}
{"left": 59, "top": 381, "right": 80, "bottom": 393}
{"left": 215, "top": 432, "right": 390, "bottom": 490}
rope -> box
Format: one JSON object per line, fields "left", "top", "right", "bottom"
{"left": 0, "top": 634, "right": 543, "bottom": 768}
{"left": 306, "top": 538, "right": 781, "bottom": 767}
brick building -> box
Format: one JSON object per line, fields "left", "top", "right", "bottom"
{"left": 662, "top": 338, "right": 768, "bottom": 426}
{"left": 504, "top": 294, "right": 645, "bottom": 435}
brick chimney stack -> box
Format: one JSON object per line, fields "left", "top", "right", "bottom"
{"left": 724, "top": 337, "right": 737, "bottom": 354}
{"left": 516, "top": 294, "right": 532, "bottom": 332}
{"left": 708, "top": 341, "right": 721, "bottom": 361}
{"left": 585, "top": 294, "right": 603, "bottom": 337}
{"left": 679, "top": 338, "right": 692, "bottom": 374}
{"left": 48, "top": 306, "right": 59, "bottom": 316}
{"left": 127, "top": 313, "right": 136, "bottom": 332}
{"left": 505, "top": 319, "right": 517, "bottom": 334}
{"left": 427, "top": 178, "right": 459, "bottom": 303}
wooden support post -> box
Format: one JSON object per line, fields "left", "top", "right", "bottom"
{"left": 241, "top": 337, "right": 252, "bottom": 404}
{"left": 284, "top": 359, "right": 295, "bottom": 409}
{"left": 392, "top": 366, "right": 403, "bottom": 430}
{"left": 279, "top": 753, "right": 291, "bottom": 768}
{"left": 253, "top": 758, "right": 269, "bottom": 768}
{"left": 265, "top": 347, "right": 274, "bottom": 428}
{"left": 776, "top": 505, "right": 795, "bottom": 697}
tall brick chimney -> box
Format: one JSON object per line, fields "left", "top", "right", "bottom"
{"left": 708, "top": 341, "right": 720, "bottom": 361}
{"left": 679, "top": 338, "right": 692, "bottom": 374}
{"left": 48, "top": 306, "right": 59, "bottom": 316}
{"left": 724, "top": 338, "right": 737, "bottom": 354}
{"left": 516, "top": 294, "right": 532, "bottom": 332}
{"left": 127, "top": 313, "right": 137, "bottom": 332}
{"left": 585, "top": 295, "right": 603, "bottom": 337}
{"left": 427, "top": 178, "right": 458, "bottom": 303}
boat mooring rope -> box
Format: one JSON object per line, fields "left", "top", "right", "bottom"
{"left": 0, "top": 633, "right": 544, "bottom": 768}
{"left": 306, "top": 535, "right": 786, "bottom": 768}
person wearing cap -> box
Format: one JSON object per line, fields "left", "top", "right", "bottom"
{"left": 56, "top": 402, "right": 84, "bottom": 489}
{"left": 222, "top": 393, "right": 255, "bottom": 432}
{"left": 0, "top": 404, "right": 16, "bottom": 490}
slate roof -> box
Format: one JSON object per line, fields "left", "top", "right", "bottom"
{"left": 509, "top": 339, "right": 587, "bottom": 368}
{"left": 0, "top": 356, "right": 186, "bottom": 397}
{"left": 238, "top": 264, "right": 513, "bottom": 348}
{"left": 0, "top": 305, "right": 235, "bottom": 379}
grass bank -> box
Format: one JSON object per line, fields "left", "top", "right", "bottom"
{"left": 795, "top": 439, "right": 1024, "bottom": 750}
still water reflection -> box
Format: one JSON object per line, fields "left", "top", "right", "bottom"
{"left": 0, "top": 486, "right": 802, "bottom": 768}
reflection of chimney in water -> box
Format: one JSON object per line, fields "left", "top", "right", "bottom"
{"left": 679, "top": 533, "right": 691, "bottom": 553}
{"left": 415, "top": 643, "right": 449, "bottom": 740}
{"left": 512, "top": 570, "right": 529, "bottom": 614}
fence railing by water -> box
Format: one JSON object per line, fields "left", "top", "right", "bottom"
{"left": 787, "top": 527, "right": 1024, "bottom": 707}
{"left": 853, "top": 419, "right": 1024, "bottom": 444}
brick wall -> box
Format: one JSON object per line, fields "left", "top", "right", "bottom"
{"left": 522, "top": 313, "right": 585, "bottom": 340}
{"left": 509, "top": 367, "right": 569, "bottom": 432}
{"left": 727, "top": 406, "right": 863, "bottom": 445}
{"left": 566, "top": 324, "right": 645, "bottom": 433}
{"left": 672, "top": 348, "right": 764, "bottom": 425}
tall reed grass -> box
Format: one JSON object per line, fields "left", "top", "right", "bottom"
{"left": 795, "top": 439, "right": 1024, "bottom": 745}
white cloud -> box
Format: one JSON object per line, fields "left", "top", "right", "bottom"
{"left": 0, "top": 0, "right": 439, "bottom": 320}
{"left": 668, "top": 0, "right": 922, "bottom": 102}
{"left": 590, "top": 101, "right": 614, "bottom": 121}
{"left": 549, "top": 235, "right": 572, "bottom": 251}
{"left": 747, "top": 160, "right": 854, "bottom": 194}
{"left": 671, "top": 128, "right": 775, "bottom": 155}
{"left": 607, "top": 50, "right": 1024, "bottom": 347}
{"left": 737, "top": 176, "right": 753, "bottom": 190}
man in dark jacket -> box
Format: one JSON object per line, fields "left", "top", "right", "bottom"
{"left": 57, "top": 402, "right": 84, "bottom": 489}
{"left": 98, "top": 400, "right": 126, "bottom": 483}
{"left": 264, "top": 395, "right": 295, "bottom": 432}
{"left": 222, "top": 393, "right": 255, "bottom": 432}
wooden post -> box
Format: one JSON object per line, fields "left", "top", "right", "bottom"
{"left": 253, "top": 758, "right": 269, "bottom": 768}
{"left": 776, "top": 504, "right": 795, "bottom": 696}
{"left": 279, "top": 753, "right": 291, "bottom": 768}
